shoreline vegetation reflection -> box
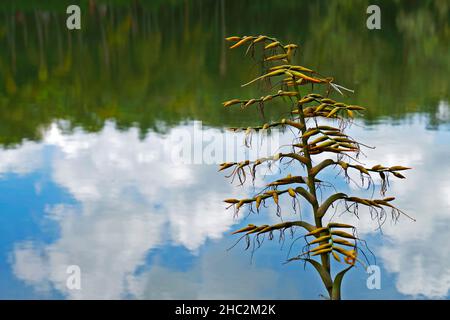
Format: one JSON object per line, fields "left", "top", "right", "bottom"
{"left": 0, "top": 0, "right": 448, "bottom": 147}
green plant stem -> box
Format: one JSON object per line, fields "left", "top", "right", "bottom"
{"left": 293, "top": 80, "right": 333, "bottom": 298}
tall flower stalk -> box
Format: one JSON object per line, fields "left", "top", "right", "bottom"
{"left": 219, "top": 35, "right": 413, "bottom": 300}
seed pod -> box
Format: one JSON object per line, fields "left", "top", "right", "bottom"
{"left": 264, "top": 41, "right": 280, "bottom": 49}
{"left": 360, "top": 199, "right": 372, "bottom": 206}
{"left": 283, "top": 119, "right": 304, "bottom": 130}
{"left": 231, "top": 224, "right": 256, "bottom": 234}
{"left": 332, "top": 137, "right": 352, "bottom": 143}
{"left": 310, "top": 135, "right": 329, "bottom": 145}
{"left": 264, "top": 69, "right": 287, "bottom": 77}
{"left": 293, "top": 143, "right": 304, "bottom": 148}
{"left": 327, "top": 147, "right": 344, "bottom": 153}
{"left": 269, "top": 65, "right": 288, "bottom": 71}
{"left": 297, "top": 74, "right": 324, "bottom": 83}
{"left": 265, "top": 53, "right": 288, "bottom": 62}
{"left": 288, "top": 188, "right": 296, "bottom": 198}
{"left": 219, "top": 163, "right": 235, "bottom": 171}
{"left": 328, "top": 222, "right": 354, "bottom": 229}
{"left": 284, "top": 44, "right": 298, "bottom": 49}
{"left": 307, "top": 93, "right": 322, "bottom": 99}
{"left": 383, "top": 197, "right": 395, "bottom": 202}
{"left": 371, "top": 164, "right": 384, "bottom": 171}
{"left": 225, "top": 36, "right": 241, "bottom": 42}
{"left": 333, "top": 246, "right": 355, "bottom": 258}
{"left": 229, "top": 36, "right": 254, "bottom": 49}
{"left": 339, "top": 161, "right": 349, "bottom": 170}
{"left": 262, "top": 95, "right": 273, "bottom": 102}
{"left": 332, "top": 251, "right": 341, "bottom": 262}
{"left": 389, "top": 166, "right": 411, "bottom": 171}
{"left": 310, "top": 235, "right": 331, "bottom": 245}
{"left": 354, "top": 165, "right": 370, "bottom": 175}
{"left": 289, "top": 70, "right": 319, "bottom": 81}
{"left": 224, "top": 199, "right": 239, "bottom": 204}
{"left": 223, "top": 99, "right": 241, "bottom": 107}
{"left": 325, "top": 131, "right": 347, "bottom": 136}
{"left": 347, "top": 105, "right": 365, "bottom": 110}
{"left": 332, "top": 238, "right": 355, "bottom": 247}
{"left": 311, "top": 243, "right": 332, "bottom": 252}
{"left": 236, "top": 200, "right": 245, "bottom": 210}
{"left": 255, "top": 196, "right": 262, "bottom": 210}
{"left": 304, "top": 107, "right": 316, "bottom": 115}
{"left": 253, "top": 35, "right": 268, "bottom": 43}
{"left": 285, "top": 48, "right": 295, "bottom": 62}
{"left": 257, "top": 225, "right": 277, "bottom": 235}
{"left": 338, "top": 142, "right": 357, "bottom": 149}
{"left": 272, "top": 192, "right": 279, "bottom": 205}
{"left": 306, "top": 227, "right": 329, "bottom": 237}
{"left": 392, "top": 172, "right": 406, "bottom": 179}
{"left": 302, "top": 129, "right": 320, "bottom": 139}
{"left": 315, "top": 103, "right": 329, "bottom": 112}
{"left": 278, "top": 91, "right": 298, "bottom": 97}
{"left": 321, "top": 98, "right": 336, "bottom": 104}
{"left": 317, "top": 125, "right": 340, "bottom": 131}
{"left": 314, "top": 140, "right": 336, "bottom": 149}
{"left": 246, "top": 225, "right": 269, "bottom": 235}
{"left": 241, "top": 69, "right": 287, "bottom": 87}
{"left": 327, "top": 107, "right": 341, "bottom": 118}
{"left": 269, "top": 175, "right": 306, "bottom": 186}
{"left": 244, "top": 99, "right": 257, "bottom": 107}
{"left": 290, "top": 65, "right": 314, "bottom": 73}
{"left": 331, "top": 230, "right": 356, "bottom": 239}
{"left": 311, "top": 248, "right": 333, "bottom": 256}
{"left": 347, "top": 110, "right": 354, "bottom": 118}
{"left": 238, "top": 160, "right": 250, "bottom": 168}
{"left": 298, "top": 97, "right": 315, "bottom": 104}
{"left": 373, "top": 199, "right": 388, "bottom": 206}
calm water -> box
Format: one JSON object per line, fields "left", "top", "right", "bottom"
{"left": 0, "top": 0, "right": 449, "bottom": 299}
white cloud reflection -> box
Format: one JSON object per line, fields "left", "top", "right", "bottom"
{"left": 332, "top": 118, "right": 450, "bottom": 298}
{"left": 8, "top": 122, "right": 279, "bottom": 299}
{"left": 3, "top": 116, "right": 450, "bottom": 299}
{"left": 0, "top": 141, "right": 43, "bottom": 176}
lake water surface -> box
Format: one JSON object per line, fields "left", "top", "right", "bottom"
{"left": 0, "top": 0, "right": 449, "bottom": 299}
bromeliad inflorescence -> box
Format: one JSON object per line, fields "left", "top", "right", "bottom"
{"left": 219, "top": 35, "right": 414, "bottom": 300}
